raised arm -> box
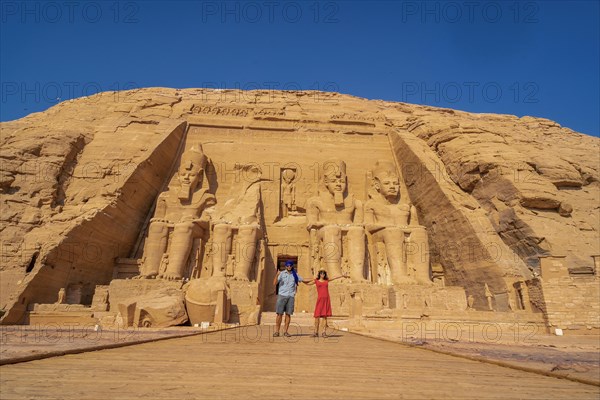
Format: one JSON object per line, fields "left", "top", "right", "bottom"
{"left": 329, "top": 274, "right": 348, "bottom": 281}
{"left": 273, "top": 270, "right": 281, "bottom": 286}
{"left": 302, "top": 278, "right": 315, "bottom": 285}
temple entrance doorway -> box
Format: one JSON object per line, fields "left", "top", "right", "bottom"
{"left": 276, "top": 256, "right": 298, "bottom": 272}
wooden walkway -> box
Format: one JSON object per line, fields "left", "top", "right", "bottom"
{"left": 1, "top": 325, "right": 598, "bottom": 399}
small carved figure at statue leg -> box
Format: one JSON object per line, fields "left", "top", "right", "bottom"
{"left": 233, "top": 225, "right": 259, "bottom": 281}
{"left": 211, "top": 223, "right": 233, "bottom": 277}
{"left": 484, "top": 283, "right": 494, "bottom": 311}
{"left": 138, "top": 221, "right": 169, "bottom": 279}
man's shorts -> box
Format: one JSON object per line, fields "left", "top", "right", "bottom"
{"left": 275, "top": 295, "right": 295, "bottom": 315}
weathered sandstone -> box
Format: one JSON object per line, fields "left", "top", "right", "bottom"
{"left": 1, "top": 88, "right": 597, "bottom": 331}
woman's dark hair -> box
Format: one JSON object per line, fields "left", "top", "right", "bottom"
{"left": 316, "top": 270, "right": 329, "bottom": 280}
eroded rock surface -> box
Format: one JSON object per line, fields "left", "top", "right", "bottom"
{"left": 1, "top": 88, "right": 598, "bottom": 323}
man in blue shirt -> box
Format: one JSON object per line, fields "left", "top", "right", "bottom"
{"left": 273, "top": 261, "right": 305, "bottom": 337}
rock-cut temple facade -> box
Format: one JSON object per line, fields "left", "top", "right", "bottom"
{"left": 1, "top": 89, "right": 598, "bottom": 333}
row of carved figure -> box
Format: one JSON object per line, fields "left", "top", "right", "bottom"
{"left": 137, "top": 144, "right": 431, "bottom": 285}
{"left": 138, "top": 145, "right": 262, "bottom": 281}
{"left": 304, "top": 159, "right": 430, "bottom": 284}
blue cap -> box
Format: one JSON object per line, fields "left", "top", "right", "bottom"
{"left": 285, "top": 261, "right": 294, "bottom": 267}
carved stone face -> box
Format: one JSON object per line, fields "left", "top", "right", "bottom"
{"left": 179, "top": 160, "right": 201, "bottom": 186}
{"left": 177, "top": 153, "right": 204, "bottom": 200}
{"left": 322, "top": 160, "right": 347, "bottom": 206}
{"left": 324, "top": 174, "right": 345, "bottom": 195}
{"left": 282, "top": 169, "right": 295, "bottom": 184}
{"left": 375, "top": 174, "right": 400, "bottom": 200}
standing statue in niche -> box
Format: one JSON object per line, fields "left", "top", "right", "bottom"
{"left": 56, "top": 288, "right": 66, "bottom": 304}
{"left": 306, "top": 159, "right": 366, "bottom": 281}
{"left": 211, "top": 163, "right": 263, "bottom": 281}
{"left": 467, "top": 294, "right": 475, "bottom": 311}
{"left": 138, "top": 145, "right": 216, "bottom": 280}
{"left": 485, "top": 283, "right": 494, "bottom": 311}
{"left": 364, "top": 160, "right": 431, "bottom": 284}
{"left": 280, "top": 168, "right": 297, "bottom": 217}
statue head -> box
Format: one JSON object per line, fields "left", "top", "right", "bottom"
{"left": 177, "top": 145, "right": 207, "bottom": 200}
{"left": 372, "top": 160, "right": 400, "bottom": 202}
{"left": 322, "top": 159, "right": 346, "bottom": 206}
{"left": 282, "top": 168, "right": 296, "bottom": 184}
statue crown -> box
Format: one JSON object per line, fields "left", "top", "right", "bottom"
{"left": 372, "top": 160, "right": 397, "bottom": 181}
{"left": 182, "top": 145, "right": 207, "bottom": 168}
{"left": 322, "top": 159, "right": 346, "bottom": 180}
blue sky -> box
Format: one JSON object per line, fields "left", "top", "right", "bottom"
{"left": 1, "top": 0, "right": 599, "bottom": 136}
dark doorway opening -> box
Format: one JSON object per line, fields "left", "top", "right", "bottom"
{"left": 25, "top": 252, "right": 38, "bottom": 273}
{"left": 276, "top": 256, "right": 298, "bottom": 271}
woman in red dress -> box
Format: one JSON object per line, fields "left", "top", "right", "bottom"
{"left": 305, "top": 270, "right": 346, "bottom": 337}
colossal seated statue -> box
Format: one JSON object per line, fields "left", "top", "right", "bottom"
{"left": 364, "top": 160, "right": 431, "bottom": 284}
{"left": 306, "top": 159, "right": 366, "bottom": 281}
{"left": 210, "top": 163, "right": 263, "bottom": 281}
{"left": 139, "top": 145, "right": 216, "bottom": 280}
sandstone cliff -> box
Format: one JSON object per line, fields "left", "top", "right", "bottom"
{"left": 1, "top": 88, "right": 598, "bottom": 322}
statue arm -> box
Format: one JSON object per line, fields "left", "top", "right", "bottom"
{"left": 364, "top": 202, "right": 385, "bottom": 233}
{"left": 197, "top": 195, "right": 217, "bottom": 223}
{"left": 239, "top": 186, "right": 261, "bottom": 225}
{"left": 306, "top": 199, "right": 322, "bottom": 229}
{"left": 353, "top": 199, "right": 364, "bottom": 224}
{"left": 409, "top": 204, "right": 420, "bottom": 226}
{"left": 213, "top": 198, "right": 235, "bottom": 223}
{"left": 152, "top": 194, "right": 168, "bottom": 220}
{"left": 364, "top": 202, "right": 374, "bottom": 224}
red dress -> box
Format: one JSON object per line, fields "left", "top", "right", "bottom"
{"left": 313, "top": 280, "right": 333, "bottom": 317}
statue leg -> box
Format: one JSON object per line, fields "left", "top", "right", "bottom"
{"left": 320, "top": 225, "right": 342, "bottom": 277}
{"left": 234, "top": 225, "right": 259, "bottom": 281}
{"left": 407, "top": 227, "right": 431, "bottom": 284}
{"left": 381, "top": 227, "right": 414, "bottom": 284}
{"left": 347, "top": 226, "right": 366, "bottom": 282}
{"left": 140, "top": 221, "right": 169, "bottom": 278}
{"left": 162, "top": 221, "right": 196, "bottom": 280}
{"left": 282, "top": 202, "right": 288, "bottom": 218}
{"left": 309, "top": 228, "right": 319, "bottom": 276}
{"left": 212, "top": 223, "right": 232, "bottom": 277}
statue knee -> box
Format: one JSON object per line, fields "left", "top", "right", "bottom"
{"left": 213, "top": 223, "right": 231, "bottom": 238}
{"left": 237, "top": 225, "right": 259, "bottom": 240}
{"left": 347, "top": 225, "right": 365, "bottom": 240}
{"left": 148, "top": 221, "right": 169, "bottom": 235}
{"left": 173, "top": 221, "right": 194, "bottom": 234}
{"left": 322, "top": 225, "right": 341, "bottom": 235}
